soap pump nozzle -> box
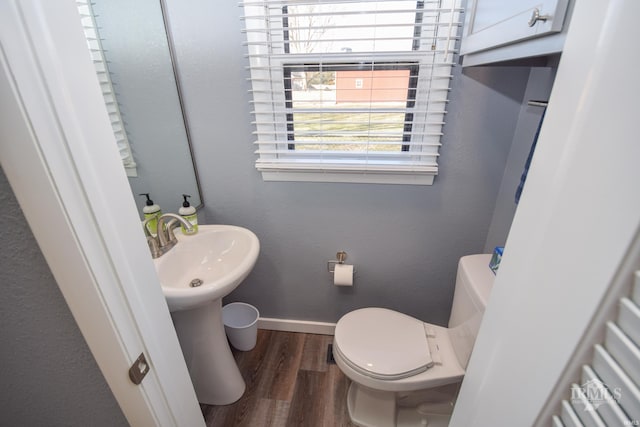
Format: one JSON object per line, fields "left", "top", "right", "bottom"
{"left": 182, "top": 194, "right": 191, "bottom": 208}
{"left": 140, "top": 193, "right": 154, "bottom": 206}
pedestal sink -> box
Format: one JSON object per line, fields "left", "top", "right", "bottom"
{"left": 153, "top": 224, "right": 259, "bottom": 405}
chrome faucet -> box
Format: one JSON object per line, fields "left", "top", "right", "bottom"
{"left": 143, "top": 213, "right": 194, "bottom": 259}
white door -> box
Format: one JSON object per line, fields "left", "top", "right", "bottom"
{"left": 452, "top": 0, "right": 640, "bottom": 425}
{"left": 0, "top": 1, "right": 204, "bottom": 425}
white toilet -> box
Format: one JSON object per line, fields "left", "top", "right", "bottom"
{"left": 333, "top": 254, "right": 495, "bottom": 427}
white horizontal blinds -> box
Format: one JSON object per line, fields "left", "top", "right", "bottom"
{"left": 552, "top": 272, "right": 640, "bottom": 426}
{"left": 76, "top": 1, "right": 137, "bottom": 177}
{"left": 241, "top": 0, "right": 462, "bottom": 181}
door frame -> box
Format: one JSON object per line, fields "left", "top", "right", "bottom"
{"left": 0, "top": 1, "right": 203, "bottom": 425}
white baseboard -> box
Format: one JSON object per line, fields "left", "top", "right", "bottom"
{"left": 257, "top": 317, "right": 336, "bottom": 336}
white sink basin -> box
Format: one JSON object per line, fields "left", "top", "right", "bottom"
{"left": 154, "top": 224, "right": 259, "bottom": 312}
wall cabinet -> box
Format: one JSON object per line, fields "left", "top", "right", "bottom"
{"left": 460, "top": 0, "right": 571, "bottom": 66}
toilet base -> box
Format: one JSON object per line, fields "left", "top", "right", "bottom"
{"left": 397, "top": 405, "right": 452, "bottom": 427}
{"left": 346, "top": 382, "right": 456, "bottom": 427}
{"left": 347, "top": 382, "right": 396, "bottom": 427}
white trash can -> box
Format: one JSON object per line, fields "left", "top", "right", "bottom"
{"left": 222, "top": 302, "right": 259, "bottom": 351}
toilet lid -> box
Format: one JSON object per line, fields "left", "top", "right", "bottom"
{"left": 334, "top": 308, "right": 433, "bottom": 380}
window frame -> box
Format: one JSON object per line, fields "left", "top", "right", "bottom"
{"left": 282, "top": 61, "right": 418, "bottom": 154}
{"left": 243, "top": 0, "right": 461, "bottom": 185}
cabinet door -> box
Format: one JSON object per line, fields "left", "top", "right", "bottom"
{"left": 461, "top": 0, "right": 569, "bottom": 55}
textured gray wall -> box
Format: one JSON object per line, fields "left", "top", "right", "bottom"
{"left": 164, "top": 0, "right": 531, "bottom": 326}
{"left": 484, "top": 67, "right": 558, "bottom": 253}
{"left": 0, "top": 168, "right": 127, "bottom": 426}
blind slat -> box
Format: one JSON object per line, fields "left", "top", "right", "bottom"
{"left": 255, "top": 161, "right": 439, "bottom": 172}
{"left": 251, "top": 131, "right": 442, "bottom": 139}
{"left": 243, "top": 9, "right": 463, "bottom": 21}
{"left": 243, "top": 25, "right": 462, "bottom": 34}
{"left": 251, "top": 120, "right": 444, "bottom": 126}
{"left": 256, "top": 150, "right": 439, "bottom": 158}
{"left": 76, "top": 0, "right": 136, "bottom": 173}
{"left": 241, "top": 0, "right": 448, "bottom": 6}
{"left": 246, "top": 62, "right": 457, "bottom": 70}
{"left": 254, "top": 142, "right": 441, "bottom": 147}
{"left": 252, "top": 120, "right": 445, "bottom": 125}
{"left": 245, "top": 46, "right": 457, "bottom": 53}
{"left": 251, "top": 108, "right": 448, "bottom": 114}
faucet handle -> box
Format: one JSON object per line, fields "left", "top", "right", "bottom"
{"left": 146, "top": 235, "right": 162, "bottom": 258}
{"left": 142, "top": 216, "right": 156, "bottom": 237}
{"left": 165, "top": 218, "right": 180, "bottom": 245}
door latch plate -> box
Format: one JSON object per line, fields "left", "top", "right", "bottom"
{"left": 129, "top": 352, "right": 150, "bottom": 385}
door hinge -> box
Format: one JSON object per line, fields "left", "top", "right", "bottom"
{"left": 128, "top": 352, "right": 150, "bottom": 385}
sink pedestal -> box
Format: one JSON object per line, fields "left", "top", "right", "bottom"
{"left": 171, "top": 299, "right": 245, "bottom": 405}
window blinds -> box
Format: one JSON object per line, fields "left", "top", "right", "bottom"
{"left": 241, "top": 0, "right": 463, "bottom": 184}
{"left": 76, "top": 0, "right": 137, "bottom": 177}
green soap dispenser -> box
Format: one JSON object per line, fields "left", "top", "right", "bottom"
{"left": 140, "top": 193, "right": 162, "bottom": 235}
{"left": 179, "top": 194, "right": 198, "bottom": 235}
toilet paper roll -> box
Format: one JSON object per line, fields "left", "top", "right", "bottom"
{"left": 334, "top": 264, "right": 354, "bottom": 286}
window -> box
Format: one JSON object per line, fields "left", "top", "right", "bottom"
{"left": 242, "top": 0, "right": 462, "bottom": 184}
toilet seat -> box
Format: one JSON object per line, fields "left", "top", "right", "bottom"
{"left": 334, "top": 308, "right": 434, "bottom": 380}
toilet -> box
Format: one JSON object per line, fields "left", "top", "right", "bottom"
{"left": 333, "top": 254, "right": 495, "bottom": 427}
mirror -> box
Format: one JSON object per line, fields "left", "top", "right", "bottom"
{"left": 79, "top": 0, "right": 203, "bottom": 216}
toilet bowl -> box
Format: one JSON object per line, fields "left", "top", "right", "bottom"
{"left": 333, "top": 254, "right": 495, "bottom": 427}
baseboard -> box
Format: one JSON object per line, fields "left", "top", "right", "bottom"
{"left": 257, "top": 317, "right": 336, "bottom": 335}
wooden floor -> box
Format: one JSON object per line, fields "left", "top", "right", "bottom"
{"left": 201, "top": 330, "right": 356, "bottom": 427}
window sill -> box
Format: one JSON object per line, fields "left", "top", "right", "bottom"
{"left": 259, "top": 170, "right": 435, "bottom": 185}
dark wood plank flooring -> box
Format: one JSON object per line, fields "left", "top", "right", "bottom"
{"left": 201, "top": 330, "right": 356, "bottom": 427}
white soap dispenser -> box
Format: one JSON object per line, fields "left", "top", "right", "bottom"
{"left": 178, "top": 194, "right": 198, "bottom": 235}
{"left": 139, "top": 193, "right": 162, "bottom": 235}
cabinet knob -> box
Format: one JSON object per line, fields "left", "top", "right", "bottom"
{"left": 528, "top": 8, "right": 551, "bottom": 27}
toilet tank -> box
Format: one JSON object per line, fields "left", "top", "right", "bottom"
{"left": 447, "top": 254, "right": 496, "bottom": 369}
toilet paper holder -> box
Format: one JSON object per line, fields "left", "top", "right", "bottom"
{"left": 327, "top": 251, "right": 355, "bottom": 273}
